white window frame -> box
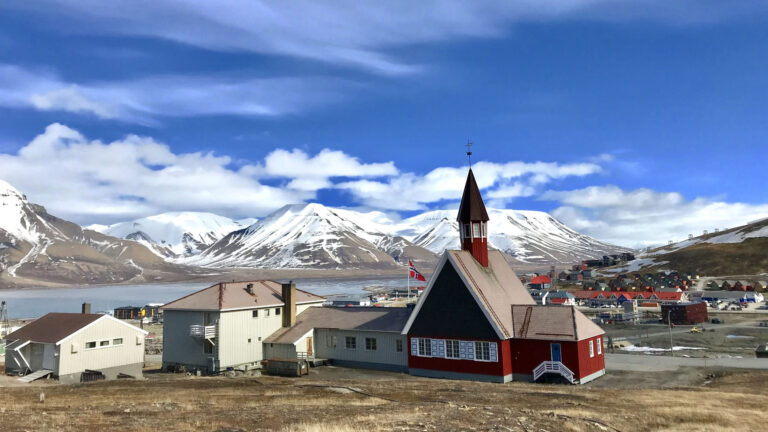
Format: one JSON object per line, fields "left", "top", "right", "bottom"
{"left": 112, "top": 338, "right": 123, "bottom": 346}
{"left": 85, "top": 341, "right": 97, "bottom": 350}
{"left": 474, "top": 341, "right": 491, "bottom": 361}
{"left": 418, "top": 338, "right": 432, "bottom": 357}
{"left": 597, "top": 338, "right": 602, "bottom": 355}
{"left": 472, "top": 222, "right": 481, "bottom": 238}
{"left": 345, "top": 336, "right": 356, "bottom": 350}
{"left": 445, "top": 340, "right": 460, "bottom": 359}
{"left": 589, "top": 340, "right": 594, "bottom": 358}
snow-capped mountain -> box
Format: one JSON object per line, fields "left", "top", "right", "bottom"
{"left": 183, "top": 203, "right": 629, "bottom": 269}
{"left": 184, "top": 203, "right": 435, "bottom": 269}
{"left": 394, "top": 209, "right": 631, "bottom": 265}
{"left": 91, "top": 212, "right": 252, "bottom": 258}
{"left": 0, "top": 179, "right": 191, "bottom": 288}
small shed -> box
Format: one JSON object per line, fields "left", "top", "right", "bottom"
{"left": 4, "top": 313, "right": 147, "bottom": 384}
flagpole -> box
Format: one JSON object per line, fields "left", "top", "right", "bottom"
{"left": 407, "top": 257, "right": 410, "bottom": 302}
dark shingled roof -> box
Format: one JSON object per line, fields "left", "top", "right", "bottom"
{"left": 457, "top": 169, "right": 489, "bottom": 222}
{"left": 4, "top": 313, "right": 103, "bottom": 344}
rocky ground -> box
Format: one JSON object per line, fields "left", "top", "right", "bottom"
{"left": 0, "top": 365, "right": 766, "bottom": 432}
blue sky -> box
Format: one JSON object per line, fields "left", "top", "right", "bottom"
{"left": 1, "top": 1, "right": 768, "bottom": 247}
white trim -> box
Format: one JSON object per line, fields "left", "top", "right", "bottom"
{"left": 401, "top": 251, "right": 505, "bottom": 340}
{"left": 55, "top": 314, "right": 147, "bottom": 346}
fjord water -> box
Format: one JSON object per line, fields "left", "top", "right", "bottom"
{"left": 1, "top": 277, "right": 407, "bottom": 319}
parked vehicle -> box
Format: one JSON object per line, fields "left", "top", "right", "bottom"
{"left": 711, "top": 318, "right": 724, "bottom": 324}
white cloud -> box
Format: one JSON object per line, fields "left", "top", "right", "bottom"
{"left": 338, "top": 160, "right": 601, "bottom": 210}
{"left": 0, "top": 123, "right": 310, "bottom": 223}
{"left": 0, "top": 65, "right": 343, "bottom": 123}
{"left": 3, "top": 1, "right": 762, "bottom": 75}
{"left": 242, "top": 148, "right": 398, "bottom": 191}
{"left": 541, "top": 185, "right": 768, "bottom": 248}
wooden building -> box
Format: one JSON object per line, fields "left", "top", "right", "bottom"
{"left": 4, "top": 313, "right": 147, "bottom": 384}
{"left": 161, "top": 281, "right": 325, "bottom": 373}
{"left": 402, "top": 169, "right": 605, "bottom": 385}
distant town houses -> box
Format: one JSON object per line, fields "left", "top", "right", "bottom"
{"left": 581, "top": 253, "right": 636, "bottom": 269}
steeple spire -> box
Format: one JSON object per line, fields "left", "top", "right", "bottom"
{"left": 457, "top": 168, "right": 489, "bottom": 266}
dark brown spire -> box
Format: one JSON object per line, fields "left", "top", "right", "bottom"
{"left": 457, "top": 168, "right": 489, "bottom": 223}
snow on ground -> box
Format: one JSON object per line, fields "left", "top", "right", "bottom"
{"left": 621, "top": 346, "right": 706, "bottom": 353}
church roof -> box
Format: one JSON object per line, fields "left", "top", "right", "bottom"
{"left": 402, "top": 249, "right": 536, "bottom": 339}
{"left": 510, "top": 305, "right": 604, "bottom": 341}
{"left": 457, "top": 169, "right": 489, "bottom": 222}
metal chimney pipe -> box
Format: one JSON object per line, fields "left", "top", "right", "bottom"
{"left": 282, "top": 281, "right": 296, "bottom": 328}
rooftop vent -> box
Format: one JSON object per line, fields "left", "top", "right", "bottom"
{"left": 245, "top": 283, "right": 254, "bottom": 295}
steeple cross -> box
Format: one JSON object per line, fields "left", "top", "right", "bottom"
{"left": 466, "top": 141, "right": 473, "bottom": 166}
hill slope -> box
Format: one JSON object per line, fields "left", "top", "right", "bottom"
{"left": 626, "top": 218, "right": 768, "bottom": 275}
{"left": 0, "top": 180, "right": 196, "bottom": 288}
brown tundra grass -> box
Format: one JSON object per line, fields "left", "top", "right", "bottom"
{"left": 0, "top": 370, "right": 766, "bottom": 432}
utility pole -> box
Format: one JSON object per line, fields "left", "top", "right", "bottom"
{"left": 0, "top": 301, "right": 9, "bottom": 338}
{"left": 667, "top": 310, "right": 674, "bottom": 357}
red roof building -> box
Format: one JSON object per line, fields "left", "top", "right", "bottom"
{"left": 403, "top": 169, "right": 605, "bottom": 385}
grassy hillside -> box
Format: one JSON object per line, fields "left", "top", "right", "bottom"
{"left": 652, "top": 237, "right": 768, "bottom": 275}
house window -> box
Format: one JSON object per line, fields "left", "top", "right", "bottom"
{"left": 100, "top": 340, "right": 109, "bottom": 347}
{"left": 85, "top": 341, "right": 96, "bottom": 349}
{"left": 463, "top": 224, "right": 471, "bottom": 239}
{"left": 365, "top": 337, "right": 377, "bottom": 351}
{"left": 481, "top": 222, "right": 486, "bottom": 238}
{"left": 589, "top": 340, "right": 594, "bottom": 358}
{"left": 345, "top": 336, "right": 356, "bottom": 350}
{"left": 446, "top": 340, "right": 460, "bottom": 359}
{"left": 473, "top": 223, "right": 480, "bottom": 238}
{"left": 474, "top": 341, "right": 490, "bottom": 361}
{"left": 252, "top": 310, "right": 258, "bottom": 318}
{"left": 248, "top": 338, "right": 252, "bottom": 343}
{"left": 275, "top": 308, "right": 281, "bottom": 315}
{"left": 396, "top": 340, "right": 403, "bottom": 352}
{"left": 204, "top": 340, "right": 214, "bottom": 354}
{"left": 112, "top": 338, "right": 123, "bottom": 346}
{"left": 327, "top": 335, "right": 337, "bottom": 348}
{"left": 597, "top": 338, "right": 602, "bottom": 355}
{"left": 418, "top": 338, "right": 432, "bottom": 357}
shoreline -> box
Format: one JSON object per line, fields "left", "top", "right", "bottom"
{"left": 0, "top": 267, "right": 423, "bottom": 292}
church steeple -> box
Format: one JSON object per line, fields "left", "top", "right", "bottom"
{"left": 457, "top": 168, "right": 489, "bottom": 266}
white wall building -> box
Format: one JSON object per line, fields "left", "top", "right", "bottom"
{"left": 161, "top": 281, "right": 325, "bottom": 373}
{"left": 4, "top": 313, "right": 147, "bottom": 384}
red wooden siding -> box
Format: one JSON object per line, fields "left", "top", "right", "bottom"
{"left": 509, "top": 337, "right": 604, "bottom": 380}
{"left": 407, "top": 336, "right": 510, "bottom": 378}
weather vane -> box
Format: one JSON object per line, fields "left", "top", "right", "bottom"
{"left": 466, "top": 141, "right": 473, "bottom": 167}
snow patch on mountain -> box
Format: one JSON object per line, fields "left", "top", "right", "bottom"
{"left": 95, "top": 212, "right": 250, "bottom": 258}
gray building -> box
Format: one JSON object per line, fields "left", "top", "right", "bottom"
{"left": 264, "top": 307, "right": 411, "bottom": 372}
{"left": 4, "top": 313, "right": 147, "bottom": 384}
{"left": 161, "top": 280, "right": 325, "bottom": 373}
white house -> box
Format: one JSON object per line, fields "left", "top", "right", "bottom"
{"left": 4, "top": 313, "right": 148, "bottom": 384}
{"left": 161, "top": 280, "right": 325, "bottom": 373}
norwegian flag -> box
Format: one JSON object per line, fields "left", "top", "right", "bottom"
{"left": 409, "top": 260, "right": 426, "bottom": 282}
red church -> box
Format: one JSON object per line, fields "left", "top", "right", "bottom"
{"left": 402, "top": 168, "right": 606, "bottom": 384}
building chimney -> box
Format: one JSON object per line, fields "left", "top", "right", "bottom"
{"left": 282, "top": 281, "right": 296, "bottom": 328}
{"left": 81, "top": 302, "right": 91, "bottom": 314}
{"left": 245, "top": 283, "right": 254, "bottom": 295}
